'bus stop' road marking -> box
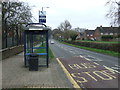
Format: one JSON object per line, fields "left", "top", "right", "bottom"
{"left": 56, "top": 57, "right": 119, "bottom": 88}
{"left": 56, "top": 58, "right": 81, "bottom": 89}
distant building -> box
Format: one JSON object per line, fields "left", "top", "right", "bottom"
{"left": 94, "top": 25, "right": 119, "bottom": 41}
{"left": 76, "top": 32, "right": 84, "bottom": 40}
{"left": 83, "top": 30, "right": 95, "bottom": 40}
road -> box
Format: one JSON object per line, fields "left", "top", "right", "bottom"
{"left": 49, "top": 40, "right": 120, "bottom": 89}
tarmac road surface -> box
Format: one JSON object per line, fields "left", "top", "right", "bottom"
{"left": 50, "top": 40, "right": 120, "bottom": 89}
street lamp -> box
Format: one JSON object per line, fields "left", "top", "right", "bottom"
{"left": 42, "top": 7, "right": 49, "bottom": 12}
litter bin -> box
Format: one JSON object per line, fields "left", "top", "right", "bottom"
{"left": 29, "top": 53, "right": 39, "bottom": 71}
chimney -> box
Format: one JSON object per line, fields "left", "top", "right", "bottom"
{"left": 100, "top": 25, "right": 102, "bottom": 29}
{"left": 111, "top": 25, "right": 113, "bottom": 29}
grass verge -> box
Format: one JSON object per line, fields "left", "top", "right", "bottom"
{"left": 75, "top": 40, "right": 120, "bottom": 44}
{"left": 61, "top": 41, "right": 119, "bottom": 58}
{"left": 49, "top": 47, "right": 54, "bottom": 60}
{"left": 34, "top": 43, "right": 54, "bottom": 60}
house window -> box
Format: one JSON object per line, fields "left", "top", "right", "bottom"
{"left": 91, "top": 34, "right": 93, "bottom": 36}
{"left": 105, "top": 33, "right": 108, "bottom": 35}
{"left": 110, "top": 33, "right": 113, "bottom": 35}
{"left": 101, "top": 33, "right": 103, "bottom": 35}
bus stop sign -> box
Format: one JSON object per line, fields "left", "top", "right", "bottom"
{"left": 39, "top": 11, "right": 46, "bottom": 23}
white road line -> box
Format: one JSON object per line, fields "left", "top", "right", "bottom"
{"left": 84, "top": 58, "right": 92, "bottom": 61}
{"left": 111, "top": 65, "right": 120, "bottom": 70}
{"left": 92, "top": 59, "right": 103, "bottom": 61}
{"left": 115, "top": 65, "right": 120, "bottom": 67}
{"left": 85, "top": 55, "right": 103, "bottom": 61}
{"left": 103, "top": 65, "right": 120, "bottom": 74}
{"left": 103, "top": 65, "right": 115, "bottom": 71}
{"left": 93, "top": 62, "right": 100, "bottom": 65}
{"left": 79, "top": 55, "right": 84, "bottom": 58}
{"left": 111, "top": 67, "right": 119, "bottom": 69}
{"left": 69, "top": 51, "right": 76, "bottom": 54}
{"left": 79, "top": 55, "right": 91, "bottom": 61}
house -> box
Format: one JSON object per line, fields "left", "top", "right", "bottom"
{"left": 83, "top": 30, "right": 95, "bottom": 40}
{"left": 76, "top": 32, "right": 84, "bottom": 40}
{"left": 94, "top": 26, "right": 119, "bottom": 41}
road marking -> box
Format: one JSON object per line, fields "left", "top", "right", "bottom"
{"left": 83, "top": 57, "right": 92, "bottom": 61}
{"left": 56, "top": 58, "right": 81, "bottom": 89}
{"left": 83, "top": 72, "right": 98, "bottom": 81}
{"left": 79, "top": 55, "right": 84, "bottom": 58}
{"left": 87, "top": 55, "right": 103, "bottom": 61}
{"left": 103, "top": 65, "right": 114, "bottom": 71}
{"left": 79, "top": 55, "right": 91, "bottom": 61}
{"left": 115, "top": 65, "right": 120, "bottom": 67}
{"left": 69, "top": 51, "right": 76, "bottom": 54}
{"left": 103, "top": 65, "right": 120, "bottom": 74}
{"left": 68, "top": 63, "right": 97, "bottom": 70}
{"left": 79, "top": 55, "right": 92, "bottom": 61}
{"left": 79, "top": 55, "right": 103, "bottom": 64}
{"left": 112, "top": 67, "right": 119, "bottom": 69}
{"left": 111, "top": 65, "right": 120, "bottom": 73}
{"left": 94, "top": 62, "right": 100, "bottom": 66}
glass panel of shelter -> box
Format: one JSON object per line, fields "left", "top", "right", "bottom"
{"left": 25, "top": 31, "right": 47, "bottom": 67}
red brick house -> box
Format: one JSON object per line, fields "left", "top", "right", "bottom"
{"left": 76, "top": 32, "right": 84, "bottom": 40}
{"left": 83, "top": 30, "right": 95, "bottom": 40}
{"left": 94, "top": 26, "right": 119, "bottom": 41}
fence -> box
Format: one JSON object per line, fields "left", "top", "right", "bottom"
{"left": 2, "top": 24, "right": 24, "bottom": 49}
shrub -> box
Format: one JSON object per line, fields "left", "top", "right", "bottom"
{"left": 101, "top": 35, "right": 114, "bottom": 40}
{"left": 64, "top": 40, "right": 120, "bottom": 53}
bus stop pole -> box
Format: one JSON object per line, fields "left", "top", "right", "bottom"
{"left": 24, "top": 31, "right": 27, "bottom": 67}
{"left": 46, "top": 31, "right": 49, "bottom": 67}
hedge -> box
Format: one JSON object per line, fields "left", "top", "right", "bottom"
{"left": 64, "top": 41, "right": 120, "bottom": 53}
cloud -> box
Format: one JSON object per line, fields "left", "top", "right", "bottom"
{"left": 20, "top": 0, "right": 110, "bottom": 29}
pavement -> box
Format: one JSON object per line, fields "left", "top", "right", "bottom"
{"left": 2, "top": 52, "right": 73, "bottom": 88}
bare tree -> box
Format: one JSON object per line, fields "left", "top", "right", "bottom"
{"left": 58, "top": 20, "right": 72, "bottom": 40}
{"left": 58, "top": 20, "right": 72, "bottom": 31}
{"left": 106, "top": 0, "right": 120, "bottom": 26}
{"left": 2, "top": 1, "right": 32, "bottom": 48}
{"left": 74, "top": 27, "right": 86, "bottom": 33}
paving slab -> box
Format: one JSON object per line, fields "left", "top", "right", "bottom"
{"left": 2, "top": 52, "right": 73, "bottom": 88}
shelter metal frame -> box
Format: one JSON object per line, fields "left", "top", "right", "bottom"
{"left": 24, "top": 23, "right": 49, "bottom": 67}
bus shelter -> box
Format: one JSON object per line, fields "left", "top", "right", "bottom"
{"left": 24, "top": 24, "right": 50, "bottom": 69}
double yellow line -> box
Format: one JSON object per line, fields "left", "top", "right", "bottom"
{"left": 56, "top": 58, "right": 82, "bottom": 89}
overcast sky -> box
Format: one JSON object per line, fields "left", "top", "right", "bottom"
{"left": 20, "top": 0, "right": 111, "bottom": 30}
